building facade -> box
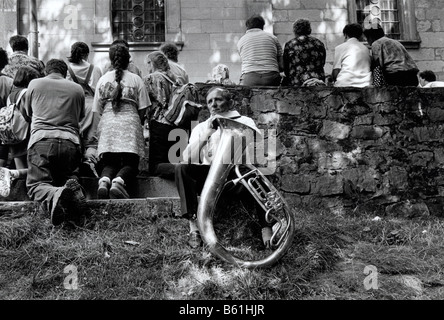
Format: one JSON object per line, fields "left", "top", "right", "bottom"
{"left": 1, "top": 0, "right": 444, "bottom": 83}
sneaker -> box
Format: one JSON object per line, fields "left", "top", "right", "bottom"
{"left": 261, "top": 227, "right": 273, "bottom": 249}
{"left": 188, "top": 231, "right": 203, "bottom": 248}
{"left": 109, "top": 180, "right": 130, "bottom": 199}
{"left": 0, "top": 167, "right": 12, "bottom": 198}
{"left": 51, "top": 187, "right": 75, "bottom": 226}
{"left": 97, "top": 180, "right": 110, "bottom": 199}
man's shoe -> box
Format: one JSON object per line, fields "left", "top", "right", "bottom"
{"left": 97, "top": 180, "right": 110, "bottom": 199}
{"left": 51, "top": 187, "right": 75, "bottom": 226}
{"left": 188, "top": 231, "right": 203, "bottom": 248}
{"left": 65, "top": 179, "right": 88, "bottom": 222}
{"left": 65, "top": 179, "right": 87, "bottom": 205}
{"left": 109, "top": 180, "right": 130, "bottom": 199}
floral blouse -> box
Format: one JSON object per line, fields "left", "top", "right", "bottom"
{"left": 283, "top": 35, "right": 326, "bottom": 86}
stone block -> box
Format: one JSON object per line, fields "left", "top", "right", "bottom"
{"left": 385, "top": 201, "right": 430, "bottom": 218}
{"left": 312, "top": 174, "right": 344, "bottom": 196}
{"left": 386, "top": 166, "right": 409, "bottom": 191}
{"left": 342, "top": 167, "right": 379, "bottom": 193}
{"left": 272, "top": 0, "right": 301, "bottom": 10}
{"left": 411, "top": 151, "right": 434, "bottom": 167}
{"left": 318, "top": 151, "right": 357, "bottom": 172}
{"left": 320, "top": 120, "right": 351, "bottom": 141}
{"left": 351, "top": 125, "right": 384, "bottom": 140}
{"left": 288, "top": 10, "right": 323, "bottom": 22}
{"left": 250, "top": 94, "right": 276, "bottom": 113}
{"left": 276, "top": 100, "right": 302, "bottom": 115}
{"left": 281, "top": 174, "right": 311, "bottom": 194}
{"left": 426, "top": 108, "right": 444, "bottom": 122}
{"left": 182, "top": 20, "right": 202, "bottom": 33}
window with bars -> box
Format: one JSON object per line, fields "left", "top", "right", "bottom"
{"left": 111, "top": 0, "right": 165, "bottom": 43}
{"left": 355, "top": 0, "right": 400, "bottom": 39}
{"left": 348, "top": 0, "right": 420, "bottom": 48}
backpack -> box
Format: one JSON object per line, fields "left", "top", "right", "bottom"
{"left": 68, "top": 64, "right": 95, "bottom": 97}
{"left": 0, "top": 89, "right": 30, "bottom": 145}
{"left": 154, "top": 72, "right": 202, "bottom": 130}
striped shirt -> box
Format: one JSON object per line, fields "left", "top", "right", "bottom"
{"left": 237, "top": 28, "right": 283, "bottom": 75}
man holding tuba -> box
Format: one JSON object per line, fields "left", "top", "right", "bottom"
{"left": 174, "top": 86, "right": 273, "bottom": 248}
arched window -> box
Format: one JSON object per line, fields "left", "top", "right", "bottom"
{"left": 111, "top": 0, "right": 165, "bottom": 42}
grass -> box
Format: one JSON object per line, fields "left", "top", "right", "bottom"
{"left": 1, "top": 199, "right": 444, "bottom": 301}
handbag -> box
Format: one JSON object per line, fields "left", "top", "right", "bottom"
{"left": 0, "top": 89, "right": 30, "bottom": 145}
{"left": 373, "top": 66, "right": 387, "bottom": 88}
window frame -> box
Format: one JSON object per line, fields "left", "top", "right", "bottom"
{"left": 92, "top": 0, "right": 183, "bottom": 53}
{"left": 348, "top": 0, "right": 421, "bottom": 49}
{"left": 111, "top": 0, "right": 166, "bottom": 44}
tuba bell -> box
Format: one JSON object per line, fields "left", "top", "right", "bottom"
{"left": 197, "top": 117, "right": 296, "bottom": 268}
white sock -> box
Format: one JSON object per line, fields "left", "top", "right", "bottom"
{"left": 112, "top": 176, "right": 125, "bottom": 185}
{"left": 99, "top": 176, "right": 111, "bottom": 185}
{"left": 189, "top": 220, "right": 199, "bottom": 233}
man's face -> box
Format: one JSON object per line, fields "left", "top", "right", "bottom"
{"left": 206, "top": 89, "right": 231, "bottom": 115}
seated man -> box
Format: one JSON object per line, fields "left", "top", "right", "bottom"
{"left": 174, "top": 86, "right": 273, "bottom": 248}
{"left": 417, "top": 70, "right": 444, "bottom": 88}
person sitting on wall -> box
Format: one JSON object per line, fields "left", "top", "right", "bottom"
{"left": 332, "top": 23, "right": 372, "bottom": 87}
{"left": 363, "top": 24, "right": 419, "bottom": 87}
{"left": 174, "top": 87, "right": 273, "bottom": 249}
{"left": 237, "top": 14, "right": 283, "bottom": 86}
{"left": 206, "top": 64, "right": 236, "bottom": 85}
{"left": 282, "top": 19, "right": 326, "bottom": 87}
{"left": 417, "top": 70, "right": 444, "bottom": 88}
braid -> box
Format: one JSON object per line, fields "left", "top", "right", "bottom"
{"left": 109, "top": 44, "right": 130, "bottom": 112}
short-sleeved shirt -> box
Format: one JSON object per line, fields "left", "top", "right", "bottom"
{"left": 168, "top": 60, "right": 189, "bottom": 85}
{"left": 333, "top": 38, "right": 372, "bottom": 87}
{"left": 370, "top": 36, "right": 418, "bottom": 74}
{"left": 67, "top": 60, "right": 103, "bottom": 93}
{"left": 237, "top": 28, "right": 283, "bottom": 75}
{"left": 2, "top": 51, "right": 45, "bottom": 79}
{"left": 283, "top": 35, "right": 326, "bottom": 86}
{"left": 25, "top": 73, "right": 86, "bottom": 149}
{"left": 93, "top": 70, "right": 150, "bottom": 158}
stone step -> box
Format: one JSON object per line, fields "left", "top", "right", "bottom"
{"left": 0, "top": 197, "right": 181, "bottom": 218}
{"left": 1, "top": 176, "right": 179, "bottom": 202}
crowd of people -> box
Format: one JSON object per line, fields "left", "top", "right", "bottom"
{"left": 0, "top": 14, "right": 442, "bottom": 247}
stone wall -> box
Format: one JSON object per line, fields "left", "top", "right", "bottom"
{"left": 194, "top": 84, "right": 444, "bottom": 218}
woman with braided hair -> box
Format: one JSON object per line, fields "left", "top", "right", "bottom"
{"left": 92, "top": 44, "right": 150, "bottom": 199}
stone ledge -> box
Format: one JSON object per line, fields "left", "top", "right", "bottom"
{"left": 1, "top": 177, "right": 179, "bottom": 202}
{"left": 0, "top": 197, "right": 181, "bottom": 218}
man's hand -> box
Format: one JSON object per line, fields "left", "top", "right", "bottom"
{"left": 84, "top": 147, "right": 98, "bottom": 164}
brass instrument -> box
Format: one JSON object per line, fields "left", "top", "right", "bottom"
{"left": 197, "top": 117, "right": 296, "bottom": 268}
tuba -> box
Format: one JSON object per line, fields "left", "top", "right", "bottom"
{"left": 197, "top": 117, "right": 296, "bottom": 268}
